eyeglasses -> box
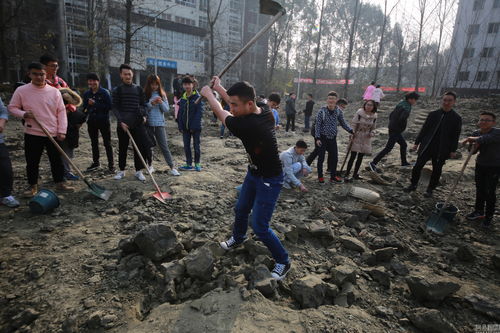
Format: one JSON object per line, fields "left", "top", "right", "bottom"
{"left": 30, "top": 72, "right": 46, "bottom": 77}
{"left": 46, "top": 64, "right": 59, "bottom": 68}
{"left": 478, "top": 119, "right": 494, "bottom": 122}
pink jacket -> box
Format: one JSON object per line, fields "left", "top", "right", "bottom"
{"left": 8, "top": 83, "right": 67, "bottom": 137}
{"left": 363, "top": 85, "right": 375, "bottom": 100}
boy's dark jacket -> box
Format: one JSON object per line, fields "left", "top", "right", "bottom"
{"left": 177, "top": 90, "right": 204, "bottom": 132}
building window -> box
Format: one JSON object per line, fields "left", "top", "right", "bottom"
{"left": 468, "top": 24, "right": 480, "bottom": 35}
{"left": 463, "top": 48, "right": 475, "bottom": 58}
{"left": 199, "top": 16, "right": 208, "bottom": 29}
{"left": 473, "top": 0, "right": 485, "bottom": 10}
{"left": 494, "top": 0, "right": 500, "bottom": 8}
{"left": 176, "top": 0, "right": 196, "bottom": 8}
{"left": 175, "top": 16, "right": 196, "bottom": 26}
{"left": 488, "top": 22, "right": 500, "bottom": 33}
{"left": 199, "top": 0, "right": 207, "bottom": 11}
{"left": 480, "top": 47, "right": 495, "bottom": 57}
{"left": 458, "top": 71, "right": 469, "bottom": 81}
{"left": 476, "top": 71, "right": 489, "bottom": 81}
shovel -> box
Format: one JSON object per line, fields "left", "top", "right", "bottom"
{"left": 195, "top": 0, "right": 286, "bottom": 104}
{"left": 425, "top": 145, "right": 475, "bottom": 234}
{"left": 32, "top": 116, "right": 112, "bottom": 201}
{"left": 124, "top": 127, "right": 171, "bottom": 203}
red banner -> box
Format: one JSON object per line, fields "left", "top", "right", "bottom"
{"left": 294, "top": 78, "right": 354, "bottom": 85}
{"left": 380, "top": 86, "right": 426, "bottom": 92}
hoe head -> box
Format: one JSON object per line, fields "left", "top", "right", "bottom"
{"left": 260, "top": 0, "right": 286, "bottom": 16}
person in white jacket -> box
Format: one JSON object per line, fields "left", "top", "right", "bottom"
{"left": 372, "top": 85, "right": 385, "bottom": 107}
{"left": 280, "top": 140, "right": 312, "bottom": 192}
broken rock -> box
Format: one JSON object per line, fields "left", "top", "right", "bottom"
{"left": 406, "top": 275, "right": 461, "bottom": 302}
{"left": 465, "top": 294, "right": 500, "bottom": 321}
{"left": 339, "top": 236, "right": 368, "bottom": 253}
{"left": 291, "top": 275, "right": 338, "bottom": 308}
{"left": 374, "top": 247, "right": 396, "bottom": 263}
{"left": 408, "top": 307, "right": 457, "bottom": 333}
{"left": 364, "top": 267, "right": 391, "bottom": 289}
{"left": 184, "top": 248, "right": 215, "bottom": 281}
{"left": 133, "top": 224, "right": 183, "bottom": 261}
{"left": 331, "top": 264, "right": 357, "bottom": 286}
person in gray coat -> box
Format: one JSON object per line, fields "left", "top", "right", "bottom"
{"left": 280, "top": 140, "right": 311, "bottom": 192}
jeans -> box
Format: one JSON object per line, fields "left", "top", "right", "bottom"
{"left": 182, "top": 130, "right": 201, "bottom": 165}
{"left": 410, "top": 149, "right": 445, "bottom": 191}
{"left": 286, "top": 114, "right": 295, "bottom": 132}
{"left": 345, "top": 152, "right": 365, "bottom": 177}
{"left": 24, "top": 134, "right": 65, "bottom": 185}
{"left": 233, "top": 171, "right": 289, "bottom": 264}
{"left": 284, "top": 162, "right": 311, "bottom": 187}
{"left": 148, "top": 126, "right": 174, "bottom": 168}
{"left": 474, "top": 164, "right": 500, "bottom": 218}
{"left": 60, "top": 140, "right": 74, "bottom": 176}
{"left": 304, "top": 114, "right": 311, "bottom": 130}
{"left": 372, "top": 132, "right": 408, "bottom": 165}
{"left": 0, "top": 143, "right": 13, "bottom": 197}
{"left": 88, "top": 120, "right": 113, "bottom": 167}
{"left": 317, "top": 136, "right": 338, "bottom": 178}
{"left": 117, "top": 124, "right": 150, "bottom": 172}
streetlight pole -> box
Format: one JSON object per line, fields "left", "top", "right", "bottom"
{"left": 297, "top": 69, "right": 302, "bottom": 99}
{"left": 154, "top": 17, "right": 158, "bottom": 75}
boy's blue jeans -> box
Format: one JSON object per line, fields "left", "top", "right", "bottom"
{"left": 232, "top": 171, "right": 289, "bottom": 265}
{"left": 182, "top": 130, "right": 201, "bottom": 165}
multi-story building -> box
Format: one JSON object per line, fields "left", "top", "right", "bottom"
{"left": 443, "top": 0, "right": 500, "bottom": 95}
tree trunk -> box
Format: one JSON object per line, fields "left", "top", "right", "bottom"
{"left": 312, "top": 0, "right": 325, "bottom": 92}
{"left": 414, "top": 0, "right": 427, "bottom": 92}
{"left": 124, "top": 0, "right": 132, "bottom": 64}
{"left": 374, "top": 0, "right": 394, "bottom": 82}
{"left": 344, "top": 0, "right": 361, "bottom": 98}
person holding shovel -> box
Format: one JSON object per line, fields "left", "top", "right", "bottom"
{"left": 8, "top": 62, "right": 75, "bottom": 197}
{"left": 344, "top": 100, "right": 378, "bottom": 182}
{"left": 462, "top": 112, "right": 500, "bottom": 228}
{"left": 200, "top": 77, "right": 291, "bottom": 280}
{"left": 405, "top": 91, "right": 462, "bottom": 197}
{"left": 112, "top": 64, "right": 151, "bottom": 182}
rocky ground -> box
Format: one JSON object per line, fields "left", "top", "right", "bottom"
{"left": 0, "top": 95, "right": 499, "bottom": 333}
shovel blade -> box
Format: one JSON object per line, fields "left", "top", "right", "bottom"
{"left": 425, "top": 213, "right": 448, "bottom": 234}
{"left": 88, "top": 182, "right": 113, "bottom": 201}
{"left": 260, "top": 0, "right": 284, "bottom": 15}
{"left": 153, "top": 191, "right": 172, "bottom": 203}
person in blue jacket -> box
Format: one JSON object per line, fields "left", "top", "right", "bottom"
{"left": 177, "top": 75, "right": 204, "bottom": 171}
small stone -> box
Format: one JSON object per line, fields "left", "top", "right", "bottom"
{"left": 86, "top": 311, "right": 103, "bottom": 329}
{"left": 118, "top": 237, "right": 139, "bottom": 255}
{"left": 455, "top": 245, "right": 475, "bottom": 262}
{"left": 243, "top": 239, "right": 269, "bottom": 257}
{"left": 184, "top": 248, "right": 215, "bottom": 281}
{"left": 406, "top": 275, "right": 461, "bottom": 302}
{"left": 339, "top": 235, "right": 368, "bottom": 252}
{"left": 375, "top": 305, "right": 394, "bottom": 318}
{"left": 408, "top": 307, "right": 457, "bottom": 333}
{"left": 364, "top": 267, "right": 391, "bottom": 288}
{"left": 25, "top": 265, "right": 45, "bottom": 280}
{"left": 374, "top": 247, "right": 396, "bottom": 263}
{"left": 83, "top": 298, "right": 97, "bottom": 309}
{"left": 10, "top": 308, "right": 39, "bottom": 330}
{"left": 285, "top": 226, "right": 299, "bottom": 243}
{"left": 161, "top": 260, "right": 186, "bottom": 283}
{"left": 390, "top": 259, "right": 409, "bottom": 276}
{"left": 254, "top": 278, "right": 277, "bottom": 298}
{"left": 331, "top": 264, "right": 357, "bottom": 286}
{"left": 491, "top": 254, "right": 500, "bottom": 271}
{"left": 309, "top": 222, "right": 334, "bottom": 241}
{"left": 465, "top": 294, "right": 500, "bottom": 321}
{"left": 334, "top": 282, "right": 356, "bottom": 307}
{"left": 101, "top": 314, "right": 118, "bottom": 328}
{"left": 61, "top": 315, "right": 78, "bottom": 333}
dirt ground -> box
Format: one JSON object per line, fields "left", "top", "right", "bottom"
{"left": 0, "top": 95, "right": 499, "bottom": 333}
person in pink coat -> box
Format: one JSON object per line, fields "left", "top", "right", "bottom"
{"left": 362, "top": 81, "right": 376, "bottom": 101}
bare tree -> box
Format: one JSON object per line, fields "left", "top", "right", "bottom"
{"left": 312, "top": 0, "right": 326, "bottom": 90}
{"left": 343, "top": 0, "right": 362, "bottom": 98}
{"left": 373, "top": 0, "right": 399, "bottom": 82}
{"left": 430, "top": 0, "right": 455, "bottom": 96}
{"left": 414, "top": 0, "right": 439, "bottom": 91}
{"left": 205, "top": 0, "right": 224, "bottom": 77}
{"left": 0, "top": 0, "right": 23, "bottom": 80}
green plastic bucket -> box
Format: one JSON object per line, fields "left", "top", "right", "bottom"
{"left": 435, "top": 203, "right": 459, "bottom": 222}
{"left": 29, "top": 189, "right": 60, "bottom": 214}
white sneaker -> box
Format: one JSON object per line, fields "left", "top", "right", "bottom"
{"left": 170, "top": 168, "right": 181, "bottom": 176}
{"left": 135, "top": 171, "right": 146, "bottom": 182}
{"left": 1, "top": 196, "right": 20, "bottom": 208}
{"left": 114, "top": 170, "right": 125, "bottom": 180}
{"left": 148, "top": 165, "right": 155, "bottom": 174}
